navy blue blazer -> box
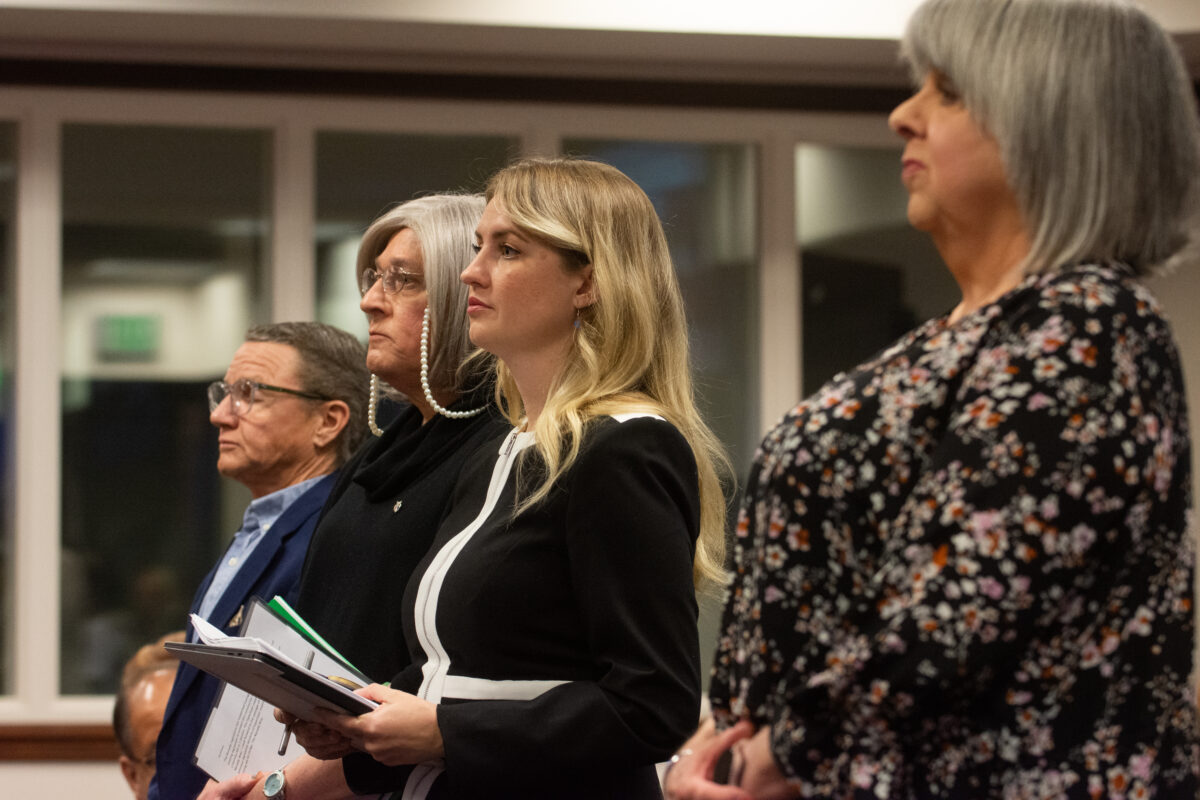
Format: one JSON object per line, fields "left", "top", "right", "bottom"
{"left": 148, "top": 472, "right": 336, "bottom": 800}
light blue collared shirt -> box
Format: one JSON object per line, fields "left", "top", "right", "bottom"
{"left": 195, "top": 474, "right": 326, "bottom": 627}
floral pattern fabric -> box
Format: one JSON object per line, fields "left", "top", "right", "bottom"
{"left": 710, "top": 264, "right": 1200, "bottom": 798}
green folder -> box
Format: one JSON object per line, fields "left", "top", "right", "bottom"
{"left": 266, "top": 595, "right": 368, "bottom": 683}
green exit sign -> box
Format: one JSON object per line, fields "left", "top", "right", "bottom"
{"left": 96, "top": 315, "right": 161, "bottom": 362}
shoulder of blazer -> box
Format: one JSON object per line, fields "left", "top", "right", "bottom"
{"left": 160, "top": 472, "right": 340, "bottom": 718}
{"left": 271, "top": 471, "right": 339, "bottom": 541}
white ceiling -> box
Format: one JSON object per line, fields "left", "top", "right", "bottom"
{"left": 0, "top": 0, "right": 1194, "bottom": 86}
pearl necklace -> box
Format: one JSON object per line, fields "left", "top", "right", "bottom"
{"left": 421, "top": 307, "right": 486, "bottom": 420}
{"left": 367, "top": 374, "right": 385, "bottom": 437}
{"left": 367, "top": 309, "right": 487, "bottom": 434}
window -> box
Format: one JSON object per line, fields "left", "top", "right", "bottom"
{"left": 796, "top": 144, "right": 955, "bottom": 393}
{"left": 59, "top": 124, "right": 271, "bottom": 694}
{"left": 0, "top": 89, "right": 823, "bottom": 736}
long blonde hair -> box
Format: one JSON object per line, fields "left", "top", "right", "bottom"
{"left": 483, "top": 157, "right": 730, "bottom": 589}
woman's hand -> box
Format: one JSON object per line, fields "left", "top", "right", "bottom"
{"left": 664, "top": 718, "right": 799, "bottom": 800}
{"left": 275, "top": 708, "right": 357, "bottom": 760}
{"left": 311, "top": 683, "right": 444, "bottom": 766}
{"left": 663, "top": 718, "right": 755, "bottom": 800}
{"left": 733, "top": 726, "right": 797, "bottom": 800}
{"left": 195, "top": 772, "right": 262, "bottom": 800}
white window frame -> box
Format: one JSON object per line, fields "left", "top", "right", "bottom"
{"left": 0, "top": 84, "right": 896, "bottom": 723}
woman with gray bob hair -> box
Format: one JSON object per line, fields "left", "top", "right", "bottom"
{"left": 292, "top": 190, "right": 505, "bottom": 699}
{"left": 669, "top": 1, "right": 1200, "bottom": 798}
{"left": 901, "top": 0, "right": 1200, "bottom": 276}
{"left": 197, "top": 193, "right": 509, "bottom": 800}
{"left": 354, "top": 193, "right": 491, "bottom": 418}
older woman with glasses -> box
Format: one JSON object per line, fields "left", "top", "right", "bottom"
{"left": 199, "top": 193, "right": 507, "bottom": 800}
{"left": 291, "top": 194, "right": 505, "bottom": 687}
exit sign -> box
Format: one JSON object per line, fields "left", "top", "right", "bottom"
{"left": 95, "top": 315, "right": 161, "bottom": 362}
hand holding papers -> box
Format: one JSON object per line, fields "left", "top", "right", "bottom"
{"left": 165, "top": 598, "right": 377, "bottom": 781}
{"left": 172, "top": 605, "right": 376, "bottom": 718}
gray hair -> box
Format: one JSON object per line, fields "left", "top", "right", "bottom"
{"left": 245, "top": 321, "right": 369, "bottom": 464}
{"left": 356, "top": 194, "right": 490, "bottom": 396}
{"left": 901, "top": 0, "right": 1200, "bottom": 276}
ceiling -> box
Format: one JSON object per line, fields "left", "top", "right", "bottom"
{"left": 0, "top": 0, "right": 1195, "bottom": 89}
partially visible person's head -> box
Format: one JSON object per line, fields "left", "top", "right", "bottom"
{"left": 114, "top": 632, "right": 182, "bottom": 800}
{"left": 898, "top": 0, "right": 1200, "bottom": 275}
{"left": 356, "top": 194, "right": 488, "bottom": 400}
{"left": 209, "top": 322, "right": 367, "bottom": 496}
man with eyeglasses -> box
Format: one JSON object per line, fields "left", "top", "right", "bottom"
{"left": 149, "top": 321, "right": 369, "bottom": 800}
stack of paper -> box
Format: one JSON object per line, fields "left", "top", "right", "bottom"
{"left": 165, "top": 597, "right": 377, "bottom": 781}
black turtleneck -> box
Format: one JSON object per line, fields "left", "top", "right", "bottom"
{"left": 293, "top": 389, "right": 508, "bottom": 682}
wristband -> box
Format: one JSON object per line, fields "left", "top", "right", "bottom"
{"left": 663, "top": 747, "right": 694, "bottom": 783}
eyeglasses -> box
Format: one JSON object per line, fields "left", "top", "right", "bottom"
{"left": 359, "top": 267, "right": 423, "bottom": 297}
{"left": 207, "top": 378, "right": 331, "bottom": 417}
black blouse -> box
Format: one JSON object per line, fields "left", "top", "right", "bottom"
{"left": 294, "top": 391, "right": 507, "bottom": 683}
{"left": 345, "top": 414, "right": 703, "bottom": 799}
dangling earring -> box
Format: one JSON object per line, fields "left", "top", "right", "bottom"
{"left": 367, "top": 374, "right": 385, "bottom": 437}
{"left": 420, "top": 306, "right": 486, "bottom": 420}
{"left": 573, "top": 308, "right": 582, "bottom": 330}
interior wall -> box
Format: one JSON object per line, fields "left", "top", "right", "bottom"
{"left": 4, "top": 761, "right": 129, "bottom": 798}
{"left": 795, "top": 145, "right": 908, "bottom": 245}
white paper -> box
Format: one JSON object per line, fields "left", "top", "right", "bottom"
{"left": 191, "top": 601, "right": 369, "bottom": 781}
{"left": 189, "top": 613, "right": 289, "bottom": 663}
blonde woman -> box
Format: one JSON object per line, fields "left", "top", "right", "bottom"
{"left": 244, "top": 158, "right": 731, "bottom": 800}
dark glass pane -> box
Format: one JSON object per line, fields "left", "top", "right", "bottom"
{"left": 796, "top": 145, "right": 955, "bottom": 393}
{"left": 60, "top": 124, "right": 269, "bottom": 694}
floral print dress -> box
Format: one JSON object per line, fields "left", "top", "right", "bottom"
{"left": 710, "top": 263, "right": 1200, "bottom": 798}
